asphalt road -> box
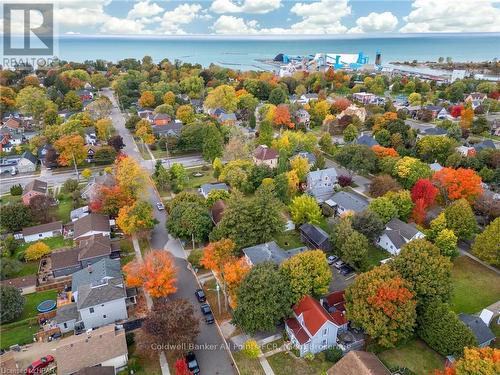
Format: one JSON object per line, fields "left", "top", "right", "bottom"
{"left": 104, "top": 89, "right": 237, "bottom": 375}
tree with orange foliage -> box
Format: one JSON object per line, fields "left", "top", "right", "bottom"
{"left": 460, "top": 107, "right": 474, "bottom": 129}
{"left": 372, "top": 145, "right": 399, "bottom": 158}
{"left": 273, "top": 104, "right": 294, "bottom": 129}
{"left": 200, "top": 238, "right": 237, "bottom": 273}
{"left": 331, "top": 98, "right": 351, "bottom": 113}
{"left": 432, "top": 347, "right": 500, "bottom": 375}
{"left": 138, "top": 90, "right": 155, "bottom": 108}
{"left": 123, "top": 250, "right": 177, "bottom": 298}
{"left": 90, "top": 185, "right": 135, "bottom": 217}
{"left": 54, "top": 134, "right": 86, "bottom": 166}
{"left": 223, "top": 258, "right": 251, "bottom": 308}
{"left": 114, "top": 155, "right": 147, "bottom": 198}
{"left": 433, "top": 167, "right": 483, "bottom": 203}
{"left": 345, "top": 265, "right": 416, "bottom": 348}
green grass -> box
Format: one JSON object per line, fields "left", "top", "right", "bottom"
{"left": 275, "top": 231, "right": 304, "bottom": 250}
{"left": 267, "top": 351, "right": 332, "bottom": 375}
{"left": 377, "top": 339, "right": 444, "bottom": 375}
{"left": 184, "top": 166, "right": 217, "bottom": 189}
{"left": 261, "top": 338, "right": 284, "bottom": 353}
{"left": 19, "top": 290, "right": 58, "bottom": 321}
{"left": 126, "top": 343, "right": 162, "bottom": 375}
{"left": 0, "top": 194, "right": 22, "bottom": 206}
{"left": 15, "top": 236, "right": 73, "bottom": 258}
{"left": 120, "top": 253, "right": 136, "bottom": 266}
{"left": 365, "top": 245, "right": 391, "bottom": 270}
{"left": 232, "top": 351, "right": 265, "bottom": 375}
{"left": 138, "top": 238, "right": 150, "bottom": 256}
{"left": 0, "top": 319, "right": 38, "bottom": 349}
{"left": 12, "top": 261, "right": 40, "bottom": 278}
{"left": 490, "top": 320, "right": 500, "bottom": 349}
{"left": 55, "top": 196, "right": 73, "bottom": 223}
{"left": 450, "top": 256, "right": 500, "bottom": 314}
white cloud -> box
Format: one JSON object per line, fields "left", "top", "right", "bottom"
{"left": 127, "top": 0, "right": 163, "bottom": 19}
{"left": 400, "top": 0, "right": 500, "bottom": 32}
{"left": 55, "top": 0, "right": 111, "bottom": 27}
{"left": 100, "top": 17, "right": 148, "bottom": 34}
{"left": 349, "top": 12, "right": 398, "bottom": 33}
{"left": 157, "top": 3, "right": 206, "bottom": 34}
{"left": 210, "top": 0, "right": 282, "bottom": 14}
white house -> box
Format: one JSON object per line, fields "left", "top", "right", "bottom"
{"left": 285, "top": 292, "right": 348, "bottom": 357}
{"left": 352, "top": 92, "right": 376, "bottom": 105}
{"left": 199, "top": 182, "right": 229, "bottom": 199}
{"left": 377, "top": 218, "right": 425, "bottom": 255}
{"left": 73, "top": 213, "right": 111, "bottom": 240}
{"left": 253, "top": 145, "right": 279, "bottom": 168}
{"left": 306, "top": 167, "right": 338, "bottom": 203}
{"left": 22, "top": 221, "right": 63, "bottom": 243}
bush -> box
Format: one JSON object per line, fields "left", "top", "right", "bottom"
{"left": 0, "top": 285, "right": 25, "bottom": 323}
{"left": 303, "top": 352, "right": 315, "bottom": 361}
{"left": 242, "top": 340, "right": 261, "bottom": 359}
{"left": 25, "top": 241, "right": 51, "bottom": 261}
{"left": 10, "top": 184, "right": 23, "bottom": 196}
{"left": 338, "top": 175, "right": 353, "bottom": 187}
{"left": 187, "top": 249, "right": 204, "bottom": 270}
{"left": 325, "top": 347, "right": 343, "bottom": 363}
{"left": 62, "top": 178, "right": 79, "bottom": 193}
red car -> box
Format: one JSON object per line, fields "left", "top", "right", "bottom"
{"left": 25, "top": 355, "right": 55, "bottom": 374}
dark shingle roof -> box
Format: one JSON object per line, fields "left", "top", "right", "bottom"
{"left": 243, "top": 241, "right": 307, "bottom": 266}
{"left": 386, "top": 218, "right": 420, "bottom": 241}
{"left": 422, "top": 127, "right": 447, "bottom": 136}
{"left": 54, "top": 302, "right": 79, "bottom": 324}
{"left": 77, "top": 234, "right": 112, "bottom": 261}
{"left": 23, "top": 179, "right": 47, "bottom": 194}
{"left": 299, "top": 223, "right": 329, "bottom": 246}
{"left": 0, "top": 274, "right": 37, "bottom": 289}
{"left": 459, "top": 313, "right": 496, "bottom": 346}
{"left": 22, "top": 221, "right": 62, "bottom": 236}
{"left": 75, "top": 367, "right": 115, "bottom": 375}
{"left": 254, "top": 145, "right": 278, "bottom": 160}
{"left": 51, "top": 248, "right": 80, "bottom": 270}
{"left": 382, "top": 229, "right": 406, "bottom": 249}
{"left": 329, "top": 191, "right": 369, "bottom": 213}
{"left": 21, "top": 151, "right": 37, "bottom": 164}
{"left": 74, "top": 214, "right": 110, "bottom": 239}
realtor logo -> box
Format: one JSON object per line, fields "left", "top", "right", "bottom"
{"left": 3, "top": 3, "right": 54, "bottom": 56}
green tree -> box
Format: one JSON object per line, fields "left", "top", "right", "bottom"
{"left": 167, "top": 201, "right": 212, "bottom": 242}
{"left": 63, "top": 90, "right": 83, "bottom": 112}
{"left": 233, "top": 262, "right": 293, "bottom": 333}
{"left": 204, "top": 85, "right": 237, "bottom": 112}
{"left": 342, "top": 230, "right": 369, "bottom": 269}
{"left": 0, "top": 203, "right": 33, "bottom": 232}
{"left": 212, "top": 157, "right": 223, "bottom": 178}
{"left": 368, "top": 196, "right": 398, "bottom": 223}
{"left": 15, "top": 86, "right": 50, "bottom": 121}
{"left": 334, "top": 144, "right": 377, "bottom": 174}
{"left": 352, "top": 210, "right": 385, "bottom": 241}
{"left": 0, "top": 285, "right": 25, "bottom": 323}
{"left": 444, "top": 199, "right": 478, "bottom": 240}
{"left": 417, "top": 299, "right": 477, "bottom": 356}
{"left": 434, "top": 229, "right": 459, "bottom": 258}
{"left": 268, "top": 87, "right": 287, "bottom": 105}
{"left": 1, "top": 234, "right": 18, "bottom": 257}
{"left": 471, "top": 217, "right": 500, "bottom": 266}
{"left": 416, "top": 136, "right": 457, "bottom": 164}
{"left": 343, "top": 124, "right": 359, "bottom": 143}
{"left": 169, "top": 163, "right": 188, "bottom": 193}
{"left": 9, "top": 184, "right": 22, "bottom": 196}
{"left": 0, "top": 258, "right": 22, "bottom": 280}
{"left": 289, "top": 195, "right": 322, "bottom": 226}
{"left": 248, "top": 164, "right": 275, "bottom": 192}
{"left": 385, "top": 190, "right": 414, "bottom": 221}
{"left": 391, "top": 239, "right": 452, "bottom": 306}
{"left": 206, "top": 189, "right": 230, "bottom": 207}
{"left": 345, "top": 265, "right": 416, "bottom": 348}
{"left": 203, "top": 125, "right": 224, "bottom": 162}
{"left": 393, "top": 156, "right": 432, "bottom": 189}
{"left": 281, "top": 250, "right": 332, "bottom": 303}
{"left": 258, "top": 120, "right": 273, "bottom": 147}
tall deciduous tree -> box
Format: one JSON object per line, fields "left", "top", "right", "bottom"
{"left": 471, "top": 217, "right": 500, "bottom": 266}
{"left": 0, "top": 285, "right": 25, "bottom": 323}
{"left": 138, "top": 90, "right": 156, "bottom": 108}
{"left": 289, "top": 195, "right": 322, "bottom": 226}
{"left": 345, "top": 265, "right": 416, "bottom": 348}
{"left": 368, "top": 196, "right": 398, "bottom": 223}
{"left": 444, "top": 199, "right": 478, "bottom": 240}
{"left": 124, "top": 250, "right": 177, "bottom": 298}
{"left": 433, "top": 168, "right": 483, "bottom": 203}
{"left": 0, "top": 203, "right": 33, "bottom": 232}
{"left": 352, "top": 210, "right": 385, "bottom": 241}
{"left": 117, "top": 200, "right": 157, "bottom": 236}
{"left": 369, "top": 174, "right": 402, "bottom": 198}
{"left": 281, "top": 250, "right": 332, "bottom": 303}
{"left": 204, "top": 85, "right": 237, "bottom": 112}
{"left": 54, "top": 134, "right": 86, "bottom": 166}
{"left": 115, "top": 155, "right": 147, "bottom": 199}
{"left": 167, "top": 201, "right": 213, "bottom": 242}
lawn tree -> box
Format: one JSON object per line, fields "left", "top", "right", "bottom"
{"left": 124, "top": 250, "right": 177, "bottom": 298}
{"left": 343, "top": 124, "right": 358, "bottom": 143}
{"left": 369, "top": 174, "right": 402, "bottom": 197}
{"left": 281, "top": 250, "right": 332, "bottom": 303}
{"left": 351, "top": 210, "right": 385, "bottom": 241}
{"left": 91, "top": 186, "right": 135, "bottom": 218}
{"left": 417, "top": 299, "right": 477, "bottom": 356}
{"left": 385, "top": 190, "right": 414, "bottom": 221}
{"left": 168, "top": 163, "right": 188, "bottom": 193}
{"left": 54, "top": 134, "right": 87, "bottom": 167}
{"left": 334, "top": 144, "right": 377, "bottom": 174}
{"left": 449, "top": 347, "right": 500, "bottom": 375}
{"left": 289, "top": 155, "right": 310, "bottom": 181}
{"left": 341, "top": 230, "right": 369, "bottom": 270}
{"left": 444, "top": 199, "right": 478, "bottom": 240}
{"left": 0, "top": 258, "right": 22, "bottom": 280}
{"left": 167, "top": 201, "right": 213, "bottom": 243}
{"left": 391, "top": 239, "right": 452, "bottom": 306}
{"left": 136, "top": 299, "right": 199, "bottom": 358}
{"left": 117, "top": 201, "right": 157, "bottom": 236}
{"left": 368, "top": 196, "right": 398, "bottom": 223}
{"left": 433, "top": 167, "right": 483, "bottom": 204}
{"left": 434, "top": 229, "right": 459, "bottom": 258}
{"left": 204, "top": 85, "right": 238, "bottom": 112}
{"left": 345, "top": 265, "right": 416, "bottom": 348}
{"left": 0, "top": 285, "right": 25, "bottom": 323}
{"left": 29, "top": 195, "right": 56, "bottom": 223}
{"left": 289, "top": 194, "right": 322, "bottom": 226}
{"left": 393, "top": 156, "right": 432, "bottom": 189}
{"left": 25, "top": 241, "right": 51, "bottom": 261}
{"left": 0, "top": 203, "right": 33, "bottom": 232}
{"left": 95, "top": 118, "right": 112, "bottom": 141}
{"left": 1, "top": 235, "right": 18, "bottom": 257}
{"left": 202, "top": 125, "right": 224, "bottom": 162}
{"left": 233, "top": 262, "right": 294, "bottom": 333}
{"left": 206, "top": 189, "right": 230, "bottom": 208}
{"left": 471, "top": 218, "right": 500, "bottom": 266}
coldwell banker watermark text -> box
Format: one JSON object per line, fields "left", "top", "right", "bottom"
{"left": 3, "top": 3, "right": 58, "bottom": 69}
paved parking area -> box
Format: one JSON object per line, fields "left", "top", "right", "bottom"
{"left": 329, "top": 265, "right": 356, "bottom": 292}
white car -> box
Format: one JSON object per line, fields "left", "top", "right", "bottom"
{"left": 156, "top": 202, "right": 165, "bottom": 211}
{"left": 334, "top": 260, "right": 345, "bottom": 269}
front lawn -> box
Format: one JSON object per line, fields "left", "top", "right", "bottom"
{"left": 275, "top": 231, "right": 304, "bottom": 250}
{"left": 267, "top": 351, "right": 332, "bottom": 375}
{"left": 377, "top": 339, "right": 444, "bottom": 375}
{"left": 184, "top": 167, "right": 217, "bottom": 190}
{"left": 0, "top": 194, "right": 22, "bottom": 206}
{"left": 202, "top": 279, "right": 232, "bottom": 322}
{"left": 12, "top": 261, "right": 39, "bottom": 278}
{"left": 365, "top": 245, "right": 391, "bottom": 270}
{"left": 0, "top": 319, "right": 38, "bottom": 349}
{"left": 55, "top": 195, "right": 73, "bottom": 223}
{"left": 232, "top": 351, "right": 265, "bottom": 375}
{"left": 450, "top": 256, "right": 500, "bottom": 314}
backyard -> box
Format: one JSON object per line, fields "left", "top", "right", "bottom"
{"left": 365, "top": 245, "right": 391, "bottom": 270}
{"left": 275, "top": 231, "right": 304, "bottom": 250}
{"left": 266, "top": 351, "right": 333, "bottom": 375}
{"left": 377, "top": 339, "right": 444, "bottom": 375}
{"left": 450, "top": 256, "right": 500, "bottom": 314}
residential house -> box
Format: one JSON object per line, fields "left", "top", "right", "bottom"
{"left": 423, "top": 105, "right": 443, "bottom": 119}
{"left": 429, "top": 162, "right": 444, "bottom": 172}
{"left": 458, "top": 314, "right": 496, "bottom": 348}
{"left": 38, "top": 144, "right": 55, "bottom": 166}
{"left": 356, "top": 134, "right": 379, "bottom": 147}
{"left": 294, "top": 93, "right": 318, "bottom": 104}
{"left": 285, "top": 292, "right": 348, "bottom": 357}
{"left": 218, "top": 112, "right": 237, "bottom": 125}
{"left": 199, "top": 182, "right": 229, "bottom": 199}
{"left": 2, "top": 116, "right": 22, "bottom": 132}
{"left": 0, "top": 274, "right": 37, "bottom": 295}
{"left": 22, "top": 221, "right": 63, "bottom": 243}
{"left": 55, "top": 324, "right": 128, "bottom": 375}
{"left": 152, "top": 120, "right": 183, "bottom": 138}
{"left": 456, "top": 145, "right": 476, "bottom": 157}
{"left": 152, "top": 113, "right": 171, "bottom": 126}
{"left": 327, "top": 351, "right": 391, "bottom": 375}
{"left": 77, "top": 89, "right": 94, "bottom": 101}
{"left": 491, "top": 120, "right": 500, "bottom": 136}
{"left": 377, "top": 218, "right": 425, "bottom": 255}
{"left": 58, "top": 109, "right": 74, "bottom": 121}
{"left": 190, "top": 99, "right": 203, "bottom": 113}
{"left": 418, "top": 127, "right": 448, "bottom": 139}
{"left": 306, "top": 168, "right": 338, "bottom": 203}
{"left": 211, "top": 200, "right": 226, "bottom": 225}
{"left": 352, "top": 92, "right": 376, "bottom": 105}
{"left": 325, "top": 191, "right": 369, "bottom": 216}
{"left": 22, "top": 179, "right": 48, "bottom": 205}
{"left": 253, "top": 145, "right": 279, "bottom": 168}
{"left": 290, "top": 151, "right": 316, "bottom": 167}
{"left": 137, "top": 109, "right": 154, "bottom": 122}
{"left": 0, "top": 151, "right": 37, "bottom": 174}
{"left": 299, "top": 223, "right": 331, "bottom": 252}
{"left": 86, "top": 145, "right": 97, "bottom": 163}
{"left": 73, "top": 214, "right": 111, "bottom": 240}
{"left": 339, "top": 104, "right": 367, "bottom": 123}
{"left": 437, "top": 107, "right": 451, "bottom": 120}
{"left": 473, "top": 140, "right": 496, "bottom": 153}
{"left": 294, "top": 109, "right": 311, "bottom": 128}
{"left": 465, "top": 92, "right": 487, "bottom": 104}
{"left": 81, "top": 174, "right": 116, "bottom": 201}
{"left": 242, "top": 241, "right": 306, "bottom": 267}
{"left": 84, "top": 127, "right": 97, "bottom": 145}
{"left": 71, "top": 206, "right": 90, "bottom": 222}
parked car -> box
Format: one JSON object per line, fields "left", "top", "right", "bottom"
{"left": 339, "top": 264, "right": 355, "bottom": 276}
{"left": 26, "top": 355, "right": 55, "bottom": 374}
{"left": 185, "top": 351, "right": 200, "bottom": 374}
{"left": 156, "top": 202, "right": 165, "bottom": 210}
{"left": 327, "top": 255, "right": 338, "bottom": 265}
{"left": 195, "top": 289, "right": 206, "bottom": 303}
{"left": 200, "top": 303, "right": 215, "bottom": 324}
{"left": 334, "top": 260, "right": 345, "bottom": 269}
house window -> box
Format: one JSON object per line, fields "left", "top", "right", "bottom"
{"left": 63, "top": 323, "right": 67, "bottom": 328}
{"left": 322, "top": 339, "right": 327, "bottom": 346}
{"left": 323, "top": 329, "right": 327, "bottom": 336}
{"left": 89, "top": 307, "right": 94, "bottom": 313}
{"left": 39, "top": 234, "right": 43, "bottom": 237}
{"left": 103, "top": 314, "right": 107, "bottom": 319}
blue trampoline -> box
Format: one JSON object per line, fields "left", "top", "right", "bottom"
{"left": 37, "top": 300, "right": 56, "bottom": 313}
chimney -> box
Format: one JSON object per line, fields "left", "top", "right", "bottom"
{"left": 87, "top": 264, "right": 92, "bottom": 273}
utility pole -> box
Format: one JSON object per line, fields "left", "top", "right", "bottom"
{"left": 72, "top": 151, "right": 79, "bottom": 182}
{"left": 215, "top": 284, "right": 221, "bottom": 315}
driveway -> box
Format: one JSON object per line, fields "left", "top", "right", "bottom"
{"left": 329, "top": 265, "right": 356, "bottom": 292}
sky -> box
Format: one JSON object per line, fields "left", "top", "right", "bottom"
{"left": 3, "top": 0, "right": 500, "bottom": 36}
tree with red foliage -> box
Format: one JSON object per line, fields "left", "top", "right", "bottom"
{"left": 331, "top": 98, "right": 351, "bottom": 113}
{"left": 412, "top": 198, "right": 427, "bottom": 225}
{"left": 175, "top": 358, "right": 192, "bottom": 375}
{"left": 450, "top": 105, "right": 464, "bottom": 118}
{"left": 489, "top": 91, "right": 499, "bottom": 100}
{"left": 338, "top": 175, "right": 353, "bottom": 187}
{"left": 273, "top": 104, "right": 294, "bottom": 129}
{"left": 433, "top": 168, "right": 483, "bottom": 203}
{"left": 411, "top": 179, "right": 438, "bottom": 207}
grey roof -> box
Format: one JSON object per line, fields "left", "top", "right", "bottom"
{"left": 357, "top": 134, "right": 379, "bottom": 147}
{"left": 382, "top": 229, "right": 406, "bottom": 249}
{"left": 77, "top": 277, "right": 126, "bottom": 309}
{"left": 299, "top": 223, "right": 329, "bottom": 246}
{"left": 243, "top": 241, "right": 306, "bottom": 266}
{"left": 422, "top": 127, "right": 447, "bottom": 136}
{"left": 307, "top": 167, "right": 338, "bottom": 202}
{"left": 152, "top": 121, "right": 182, "bottom": 136}
{"left": 330, "top": 191, "right": 369, "bottom": 213}
{"left": 219, "top": 113, "right": 237, "bottom": 122}
{"left": 386, "top": 218, "right": 420, "bottom": 241}
{"left": 54, "top": 303, "right": 79, "bottom": 324}
{"left": 84, "top": 127, "right": 96, "bottom": 135}
{"left": 22, "top": 221, "right": 62, "bottom": 236}
{"left": 23, "top": 178, "right": 47, "bottom": 194}
{"left": 74, "top": 213, "right": 110, "bottom": 239}
{"left": 71, "top": 206, "right": 90, "bottom": 221}
{"left": 424, "top": 105, "right": 442, "bottom": 112}
{"left": 291, "top": 152, "right": 316, "bottom": 165}
{"left": 51, "top": 248, "right": 80, "bottom": 270}
{"left": 200, "top": 182, "right": 229, "bottom": 195}
{"left": 21, "top": 151, "right": 37, "bottom": 164}
{"left": 459, "top": 313, "right": 496, "bottom": 345}
{"left": 474, "top": 140, "right": 496, "bottom": 152}
{"left": 71, "top": 258, "right": 122, "bottom": 292}
{"left": 75, "top": 367, "right": 115, "bottom": 375}
{"left": 429, "top": 162, "right": 443, "bottom": 172}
